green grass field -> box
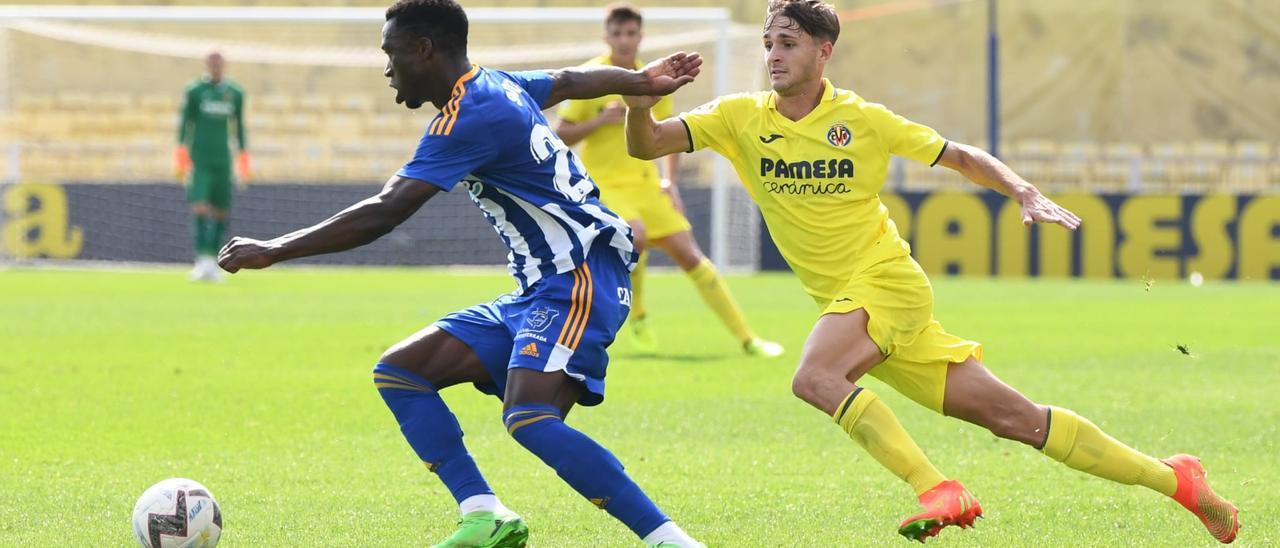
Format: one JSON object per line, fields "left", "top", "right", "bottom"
{"left": 1, "top": 267, "right": 1276, "bottom": 546}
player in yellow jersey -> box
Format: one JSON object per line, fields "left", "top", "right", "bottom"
{"left": 555, "top": 3, "right": 784, "bottom": 358}
{"left": 624, "top": 0, "right": 1239, "bottom": 543}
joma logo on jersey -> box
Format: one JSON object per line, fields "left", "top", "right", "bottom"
{"left": 759, "top": 158, "right": 854, "bottom": 179}
{"left": 827, "top": 123, "right": 851, "bottom": 147}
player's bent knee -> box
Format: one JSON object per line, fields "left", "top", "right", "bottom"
{"left": 790, "top": 369, "right": 827, "bottom": 406}
{"left": 377, "top": 344, "right": 416, "bottom": 369}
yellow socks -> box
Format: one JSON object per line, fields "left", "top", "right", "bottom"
{"left": 687, "top": 258, "right": 754, "bottom": 343}
{"left": 630, "top": 252, "right": 648, "bottom": 320}
{"left": 835, "top": 388, "right": 947, "bottom": 496}
{"left": 1041, "top": 407, "right": 1177, "bottom": 496}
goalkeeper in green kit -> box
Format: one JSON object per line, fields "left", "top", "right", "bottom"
{"left": 176, "top": 51, "right": 249, "bottom": 282}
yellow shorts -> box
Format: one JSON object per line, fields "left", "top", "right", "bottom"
{"left": 598, "top": 182, "right": 692, "bottom": 241}
{"left": 818, "top": 255, "right": 982, "bottom": 413}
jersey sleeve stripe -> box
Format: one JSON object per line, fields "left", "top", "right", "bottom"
{"left": 442, "top": 84, "right": 468, "bottom": 136}
{"left": 427, "top": 85, "right": 465, "bottom": 136}
{"left": 436, "top": 99, "right": 455, "bottom": 134}
{"left": 679, "top": 118, "right": 695, "bottom": 153}
{"left": 930, "top": 140, "right": 949, "bottom": 167}
{"left": 567, "top": 263, "right": 594, "bottom": 350}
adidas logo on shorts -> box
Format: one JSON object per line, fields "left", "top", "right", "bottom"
{"left": 518, "top": 342, "right": 540, "bottom": 358}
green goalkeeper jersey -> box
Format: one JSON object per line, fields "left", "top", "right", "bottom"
{"left": 178, "top": 77, "right": 246, "bottom": 166}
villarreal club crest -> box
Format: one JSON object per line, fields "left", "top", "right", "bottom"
{"left": 827, "top": 122, "right": 851, "bottom": 147}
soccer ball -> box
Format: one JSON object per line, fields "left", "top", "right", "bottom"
{"left": 131, "top": 478, "right": 223, "bottom": 548}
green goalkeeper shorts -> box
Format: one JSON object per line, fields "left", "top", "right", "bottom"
{"left": 188, "top": 164, "right": 234, "bottom": 209}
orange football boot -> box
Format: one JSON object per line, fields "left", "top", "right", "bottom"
{"left": 1162, "top": 454, "right": 1239, "bottom": 543}
{"left": 897, "top": 479, "right": 983, "bottom": 542}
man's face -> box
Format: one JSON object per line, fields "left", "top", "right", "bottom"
{"left": 762, "top": 16, "right": 830, "bottom": 95}
{"left": 604, "top": 19, "right": 642, "bottom": 58}
{"left": 206, "top": 53, "right": 225, "bottom": 83}
{"left": 381, "top": 19, "right": 436, "bottom": 110}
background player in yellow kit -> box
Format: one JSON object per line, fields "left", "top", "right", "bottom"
{"left": 624, "top": 0, "right": 1239, "bottom": 543}
{"left": 556, "top": 3, "right": 784, "bottom": 358}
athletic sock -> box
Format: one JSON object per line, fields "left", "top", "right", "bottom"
{"left": 192, "top": 215, "right": 210, "bottom": 256}
{"left": 372, "top": 363, "right": 494, "bottom": 505}
{"left": 1041, "top": 406, "right": 1177, "bottom": 496}
{"left": 210, "top": 218, "right": 228, "bottom": 253}
{"left": 503, "top": 404, "right": 668, "bottom": 539}
{"left": 686, "top": 258, "right": 754, "bottom": 343}
{"left": 641, "top": 521, "right": 699, "bottom": 547}
{"left": 631, "top": 251, "right": 648, "bottom": 320}
{"left": 834, "top": 388, "right": 948, "bottom": 496}
{"left": 458, "top": 494, "right": 506, "bottom": 516}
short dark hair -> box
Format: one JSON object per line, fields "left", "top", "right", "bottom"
{"left": 605, "top": 3, "right": 643, "bottom": 28}
{"left": 765, "top": 0, "right": 840, "bottom": 45}
{"left": 385, "top": 0, "right": 469, "bottom": 54}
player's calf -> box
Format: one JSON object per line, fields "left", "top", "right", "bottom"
{"left": 503, "top": 404, "right": 671, "bottom": 538}
{"left": 967, "top": 401, "right": 1048, "bottom": 447}
{"left": 501, "top": 397, "right": 700, "bottom": 546}
{"left": 373, "top": 363, "right": 495, "bottom": 508}
{"left": 941, "top": 359, "right": 1051, "bottom": 447}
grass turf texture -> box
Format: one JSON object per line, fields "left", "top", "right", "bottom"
{"left": 1, "top": 267, "right": 1276, "bottom": 546}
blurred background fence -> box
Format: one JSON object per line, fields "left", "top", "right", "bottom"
{"left": 2, "top": 0, "right": 1278, "bottom": 278}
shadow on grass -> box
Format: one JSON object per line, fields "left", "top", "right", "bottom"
{"left": 613, "top": 352, "right": 725, "bottom": 363}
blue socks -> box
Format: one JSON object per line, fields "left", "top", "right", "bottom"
{"left": 504, "top": 404, "right": 668, "bottom": 539}
{"left": 372, "top": 363, "right": 492, "bottom": 504}
{"left": 375, "top": 363, "right": 668, "bottom": 540}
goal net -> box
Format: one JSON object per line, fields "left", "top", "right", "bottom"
{"left": 0, "top": 5, "right": 763, "bottom": 271}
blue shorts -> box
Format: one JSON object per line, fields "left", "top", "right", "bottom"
{"left": 435, "top": 250, "right": 632, "bottom": 406}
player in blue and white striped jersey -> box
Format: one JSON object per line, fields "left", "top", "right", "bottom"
{"left": 397, "top": 65, "right": 638, "bottom": 292}
{"left": 216, "top": 0, "right": 705, "bottom": 546}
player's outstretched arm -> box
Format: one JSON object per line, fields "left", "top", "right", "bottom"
{"left": 623, "top": 94, "right": 691, "bottom": 160}
{"left": 217, "top": 176, "right": 438, "bottom": 272}
{"left": 936, "top": 141, "right": 1082, "bottom": 230}
{"left": 541, "top": 51, "right": 702, "bottom": 109}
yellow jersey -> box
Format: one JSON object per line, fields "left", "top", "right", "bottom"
{"left": 680, "top": 78, "right": 947, "bottom": 302}
{"left": 558, "top": 54, "right": 674, "bottom": 190}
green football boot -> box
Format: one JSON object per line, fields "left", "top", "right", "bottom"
{"left": 431, "top": 509, "right": 528, "bottom": 548}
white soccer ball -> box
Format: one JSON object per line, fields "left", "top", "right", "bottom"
{"left": 131, "top": 478, "right": 223, "bottom": 548}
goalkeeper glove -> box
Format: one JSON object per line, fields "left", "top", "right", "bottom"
{"left": 174, "top": 145, "right": 192, "bottom": 182}
{"left": 236, "top": 151, "right": 252, "bottom": 186}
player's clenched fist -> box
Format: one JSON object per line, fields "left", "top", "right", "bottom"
{"left": 217, "top": 237, "right": 277, "bottom": 273}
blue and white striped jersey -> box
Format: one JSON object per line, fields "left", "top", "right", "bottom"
{"left": 397, "top": 66, "right": 638, "bottom": 292}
